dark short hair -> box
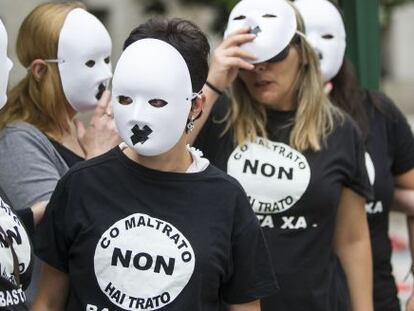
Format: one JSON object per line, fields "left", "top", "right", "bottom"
{"left": 124, "top": 17, "right": 210, "bottom": 93}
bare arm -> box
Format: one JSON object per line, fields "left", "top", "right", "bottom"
{"left": 188, "top": 28, "right": 256, "bottom": 145}
{"left": 334, "top": 187, "right": 373, "bottom": 311}
{"left": 393, "top": 168, "right": 414, "bottom": 215}
{"left": 393, "top": 188, "right": 414, "bottom": 215}
{"left": 228, "top": 300, "right": 260, "bottom": 311}
{"left": 32, "top": 263, "right": 70, "bottom": 311}
{"left": 393, "top": 168, "right": 414, "bottom": 310}
{"left": 31, "top": 200, "right": 48, "bottom": 226}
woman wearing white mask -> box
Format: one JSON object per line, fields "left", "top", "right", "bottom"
{"left": 33, "top": 18, "right": 277, "bottom": 311}
{"left": 0, "top": 18, "right": 33, "bottom": 310}
{"left": 295, "top": 1, "right": 414, "bottom": 310}
{"left": 0, "top": 2, "right": 120, "bottom": 305}
{"left": 193, "top": 0, "right": 373, "bottom": 310}
{"left": 0, "top": 2, "right": 119, "bottom": 211}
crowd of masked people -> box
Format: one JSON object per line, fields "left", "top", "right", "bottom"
{"left": 1, "top": 0, "right": 414, "bottom": 310}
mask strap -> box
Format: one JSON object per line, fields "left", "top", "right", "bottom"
{"left": 44, "top": 58, "right": 65, "bottom": 64}
{"left": 26, "top": 58, "right": 65, "bottom": 70}
{"left": 295, "top": 31, "right": 307, "bottom": 40}
{"left": 190, "top": 90, "right": 203, "bottom": 101}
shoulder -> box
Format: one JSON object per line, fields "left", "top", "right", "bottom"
{"left": 65, "top": 147, "right": 119, "bottom": 178}
{"left": 211, "top": 95, "right": 231, "bottom": 119}
{"left": 334, "top": 112, "right": 362, "bottom": 139}
{"left": 1, "top": 121, "right": 46, "bottom": 139}
{"left": 365, "top": 90, "right": 403, "bottom": 121}
{"left": 0, "top": 121, "right": 52, "bottom": 151}
{"left": 203, "top": 164, "right": 247, "bottom": 196}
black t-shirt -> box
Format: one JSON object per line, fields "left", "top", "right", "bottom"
{"left": 195, "top": 98, "right": 371, "bottom": 311}
{"left": 34, "top": 147, "right": 278, "bottom": 310}
{"left": 48, "top": 139, "right": 84, "bottom": 168}
{"left": 0, "top": 187, "right": 32, "bottom": 310}
{"left": 362, "top": 90, "right": 414, "bottom": 310}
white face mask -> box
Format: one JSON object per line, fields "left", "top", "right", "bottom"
{"left": 0, "top": 19, "right": 13, "bottom": 109}
{"left": 57, "top": 8, "right": 112, "bottom": 112}
{"left": 295, "top": 0, "right": 346, "bottom": 81}
{"left": 225, "top": 0, "right": 297, "bottom": 64}
{"left": 113, "top": 39, "right": 198, "bottom": 157}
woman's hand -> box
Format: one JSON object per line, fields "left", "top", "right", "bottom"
{"left": 76, "top": 90, "right": 121, "bottom": 159}
{"left": 207, "top": 27, "right": 257, "bottom": 91}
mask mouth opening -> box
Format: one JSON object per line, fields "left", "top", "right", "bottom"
{"left": 95, "top": 82, "right": 106, "bottom": 100}
{"left": 318, "top": 52, "right": 323, "bottom": 60}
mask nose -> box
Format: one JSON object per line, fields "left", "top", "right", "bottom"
{"left": 102, "top": 62, "right": 113, "bottom": 80}
{"left": 244, "top": 18, "right": 261, "bottom": 36}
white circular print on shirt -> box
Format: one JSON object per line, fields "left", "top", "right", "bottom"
{"left": 227, "top": 138, "right": 311, "bottom": 214}
{"left": 94, "top": 213, "right": 195, "bottom": 310}
{"left": 0, "top": 197, "right": 31, "bottom": 280}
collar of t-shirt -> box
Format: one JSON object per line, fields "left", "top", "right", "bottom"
{"left": 186, "top": 145, "right": 210, "bottom": 173}
{"left": 118, "top": 143, "right": 209, "bottom": 173}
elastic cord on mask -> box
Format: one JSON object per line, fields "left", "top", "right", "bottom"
{"left": 190, "top": 90, "right": 203, "bottom": 101}
{"left": 295, "top": 30, "right": 307, "bottom": 40}
{"left": 26, "top": 58, "right": 65, "bottom": 70}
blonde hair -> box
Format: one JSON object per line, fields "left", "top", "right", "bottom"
{"left": 0, "top": 1, "right": 85, "bottom": 135}
{"left": 224, "top": 4, "right": 343, "bottom": 151}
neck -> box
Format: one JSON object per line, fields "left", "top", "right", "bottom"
{"left": 268, "top": 83, "right": 297, "bottom": 112}
{"left": 124, "top": 136, "right": 193, "bottom": 173}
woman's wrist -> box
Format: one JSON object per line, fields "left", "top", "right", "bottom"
{"left": 205, "top": 81, "right": 224, "bottom": 96}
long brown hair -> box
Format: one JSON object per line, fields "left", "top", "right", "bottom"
{"left": 0, "top": 1, "right": 85, "bottom": 135}
{"left": 224, "top": 4, "right": 343, "bottom": 151}
{"left": 330, "top": 58, "right": 369, "bottom": 140}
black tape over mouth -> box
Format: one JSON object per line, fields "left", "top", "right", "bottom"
{"left": 95, "top": 83, "right": 106, "bottom": 100}
{"left": 130, "top": 124, "right": 153, "bottom": 145}
{"left": 250, "top": 25, "right": 262, "bottom": 36}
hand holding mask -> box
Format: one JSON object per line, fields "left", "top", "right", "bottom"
{"left": 224, "top": 0, "right": 297, "bottom": 64}
{"left": 75, "top": 89, "right": 121, "bottom": 159}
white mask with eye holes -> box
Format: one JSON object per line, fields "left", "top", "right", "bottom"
{"left": 0, "top": 19, "right": 13, "bottom": 109}
{"left": 295, "top": 0, "right": 346, "bottom": 81}
{"left": 57, "top": 8, "right": 112, "bottom": 112}
{"left": 112, "top": 38, "right": 198, "bottom": 157}
{"left": 224, "top": 0, "right": 297, "bottom": 64}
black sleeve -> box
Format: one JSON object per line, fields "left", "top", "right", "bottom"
{"left": 377, "top": 93, "right": 414, "bottom": 175}
{"left": 194, "top": 95, "right": 230, "bottom": 159}
{"left": 221, "top": 192, "right": 278, "bottom": 304}
{"left": 343, "top": 118, "right": 373, "bottom": 201}
{"left": 15, "top": 208, "right": 35, "bottom": 237}
{"left": 34, "top": 177, "right": 71, "bottom": 273}
{"left": 0, "top": 186, "right": 35, "bottom": 237}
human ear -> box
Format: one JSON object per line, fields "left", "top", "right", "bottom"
{"left": 30, "top": 59, "right": 48, "bottom": 81}
{"left": 189, "top": 93, "right": 206, "bottom": 120}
